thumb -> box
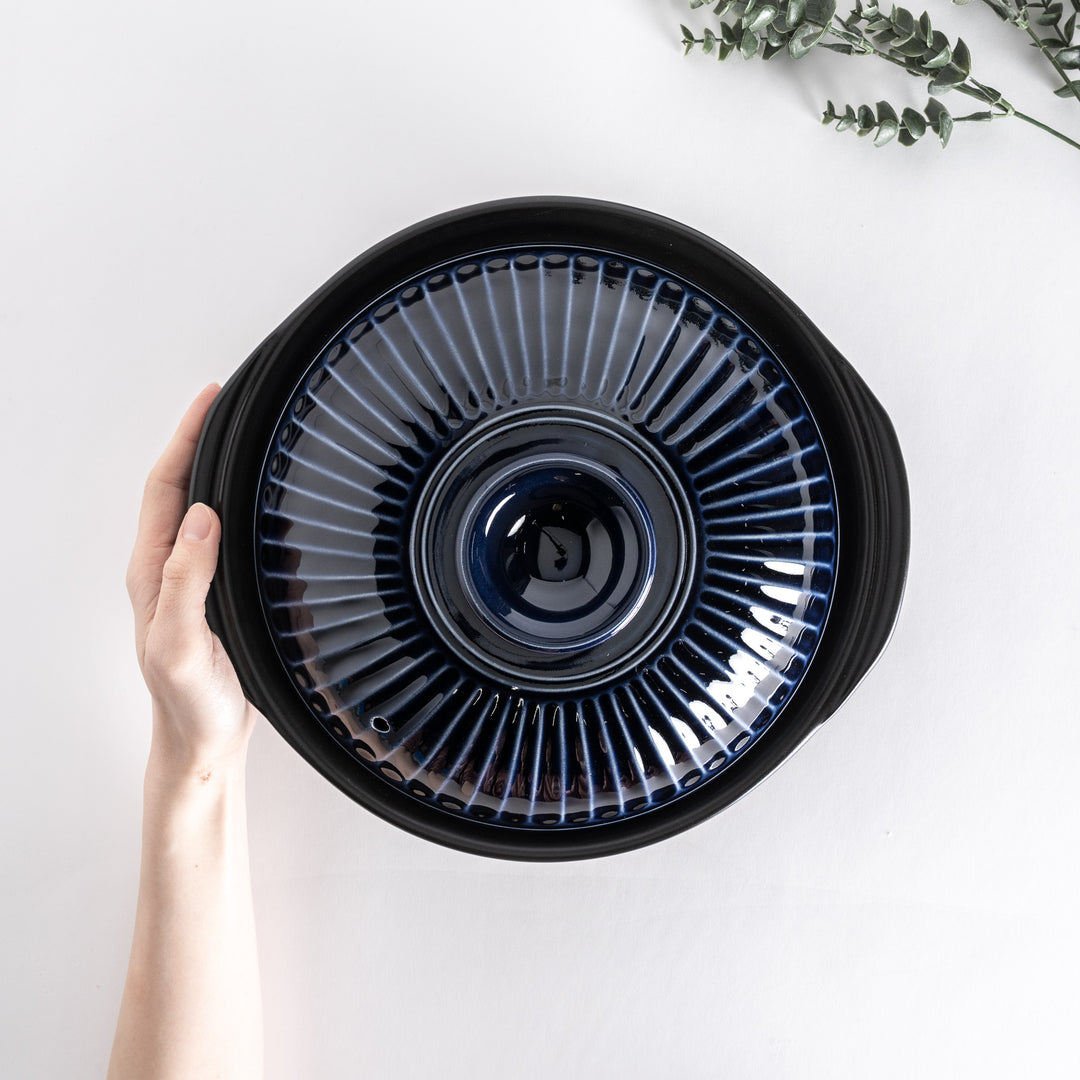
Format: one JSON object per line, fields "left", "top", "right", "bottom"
{"left": 149, "top": 503, "right": 222, "bottom": 670}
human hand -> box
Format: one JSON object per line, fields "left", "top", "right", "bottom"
{"left": 126, "top": 384, "right": 258, "bottom": 775}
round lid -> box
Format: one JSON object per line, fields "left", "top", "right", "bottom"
{"left": 192, "top": 198, "right": 908, "bottom": 859}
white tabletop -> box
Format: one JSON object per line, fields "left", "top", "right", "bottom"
{"left": 4, "top": 1, "right": 1078, "bottom": 1076}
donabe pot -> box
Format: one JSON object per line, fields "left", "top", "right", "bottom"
{"left": 191, "top": 197, "right": 909, "bottom": 860}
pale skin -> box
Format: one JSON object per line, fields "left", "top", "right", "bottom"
{"left": 108, "top": 384, "right": 264, "bottom": 1080}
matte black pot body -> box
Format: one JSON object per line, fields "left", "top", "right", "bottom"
{"left": 191, "top": 197, "right": 909, "bottom": 860}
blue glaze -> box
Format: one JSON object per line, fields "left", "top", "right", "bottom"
{"left": 465, "top": 464, "right": 645, "bottom": 640}
{"left": 256, "top": 247, "right": 837, "bottom": 829}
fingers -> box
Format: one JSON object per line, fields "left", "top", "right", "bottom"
{"left": 127, "top": 384, "right": 221, "bottom": 651}
{"left": 135, "top": 382, "right": 220, "bottom": 564}
{"left": 142, "top": 503, "right": 222, "bottom": 694}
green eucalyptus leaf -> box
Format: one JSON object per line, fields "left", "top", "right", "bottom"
{"left": 923, "top": 41, "right": 952, "bottom": 67}
{"left": 822, "top": 41, "right": 856, "bottom": 50}
{"left": 805, "top": 0, "right": 837, "bottom": 26}
{"left": 788, "top": 22, "right": 817, "bottom": 56}
{"left": 721, "top": 21, "right": 737, "bottom": 43}
{"left": 681, "top": 23, "right": 696, "bottom": 42}
{"left": 857, "top": 103, "right": 876, "bottom": 129}
{"left": 787, "top": 0, "right": 808, "bottom": 27}
{"left": 689, "top": 0, "right": 708, "bottom": 8}
{"left": 1055, "top": 78, "right": 1080, "bottom": 94}
{"left": 765, "top": 22, "right": 785, "bottom": 46}
{"left": 762, "top": 40, "right": 787, "bottom": 58}
{"left": 748, "top": 5, "right": 779, "bottom": 31}
{"left": 789, "top": 19, "right": 828, "bottom": 56}
{"left": 918, "top": 11, "right": 932, "bottom": 43}
{"left": 1064, "top": 13, "right": 1076, "bottom": 38}
{"left": 823, "top": 99, "right": 838, "bottom": 119}
{"left": 874, "top": 118, "right": 900, "bottom": 144}
{"left": 901, "top": 106, "right": 927, "bottom": 136}
{"left": 937, "top": 110, "right": 954, "bottom": 146}
{"left": 1056, "top": 46, "right": 1080, "bottom": 67}
{"left": 924, "top": 97, "right": 948, "bottom": 124}
{"left": 930, "top": 64, "right": 968, "bottom": 89}
{"left": 953, "top": 37, "right": 971, "bottom": 74}
{"left": 876, "top": 99, "right": 899, "bottom": 123}
{"left": 703, "top": 26, "right": 718, "bottom": 52}
{"left": 741, "top": 26, "right": 761, "bottom": 57}
{"left": 893, "top": 36, "right": 933, "bottom": 56}
{"left": 925, "top": 97, "right": 954, "bottom": 145}
{"left": 718, "top": 38, "right": 737, "bottom": 58}
{"left": 964, "top": 110, "right": 994, "bottom": 120}
{"left": 891, "top": 7, "right": 915, "bottom": 39}
{"left": 898, "top": 129, "right": 919, "bottom": 145}
{"left": 714, "top": 0, "right": 735, "bottom": 13}
{"left": 744, "top": 0, "right": 759, "bottom": 18}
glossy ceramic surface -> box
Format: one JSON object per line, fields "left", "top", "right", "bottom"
{"left": 256, "top": 247, "right": 837, "bottom": 828}
{"left": 191, "top": 196, "right": 909, "bottom": 859}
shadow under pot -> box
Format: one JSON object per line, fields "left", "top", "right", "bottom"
{"left": 190, "top": 197, "right": 910, "bottom": 860}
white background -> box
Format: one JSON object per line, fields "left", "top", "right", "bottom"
{"left": 4, "top": 1, "right": 1079, "bottom": 1076}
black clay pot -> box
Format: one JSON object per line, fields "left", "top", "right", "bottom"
{"left": 190, "top": 197, "right": 909, "bottom": 860}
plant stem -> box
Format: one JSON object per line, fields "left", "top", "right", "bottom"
{"left": 974, "top": 0, "right": 1080, "bottom": 108}
{"left": 827, "top": 19, "right": 1080, "bottom": 151}
{"left": 1011, "top": 108, "right": 1080, "bottom": 148}
{"left": 1021, "top": 22, "right": 1080, "bottom": 108}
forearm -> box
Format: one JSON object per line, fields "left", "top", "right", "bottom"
{"left": 108, "top": 740, "right": 263, "bottom": 1080}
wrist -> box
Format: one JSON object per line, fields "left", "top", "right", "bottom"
{"left": 140, "top": 738, "right": 250, "bottom": 881}
{"left": 147, "top": 698, "right": 253, "bottom": 781}
{"left": 145, "top": 733, "right": 249, "bottom": 794}
{"left": 142, "top": 742, "right": 249, "bottom": 856}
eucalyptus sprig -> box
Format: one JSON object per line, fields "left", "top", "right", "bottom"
{"left": 822, "top": 97, "right": 957, "bottom": 144}
{"left": 680, "top": 0, "right": 1080, "bottom": 151}
{"left": 968, "top": 0, "right": 1080, "bottom": 105}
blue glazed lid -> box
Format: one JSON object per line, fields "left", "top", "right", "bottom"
{"left": 191, "top": 198, "right": 908, "bottom": 860}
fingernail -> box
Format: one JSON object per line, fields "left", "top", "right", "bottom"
{"left": 182, "top": 504, "right": 212, "bottom": 541}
